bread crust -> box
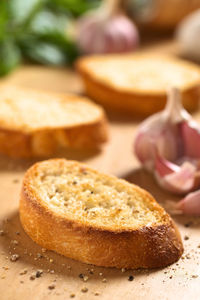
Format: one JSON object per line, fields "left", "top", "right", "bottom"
{"left": 0, "top": 86, "right": 108, "bottom": 157}
{"left": 19, "top": 159, "right": 183, "bottom": 269}
{"left": 0, "top": 118, "right": 108, "bottom": 158}
{"left": 76, "top": 56, "right": 200, "bottom": 115}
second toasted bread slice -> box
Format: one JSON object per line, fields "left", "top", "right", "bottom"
{"left": 0, "top": 85, "right": 108, "bottom": 157}
{"left": 76, "top": 54, "right": 200, "bottom": 115}
{"left": 20, "top": 159, "right": 183, "bottom": 269}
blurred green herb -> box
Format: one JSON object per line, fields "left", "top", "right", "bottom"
{"left": 48, "top": 0, "right": 100, "bottom": 17}
{"left": 0, "top": 0, "right": 99, "bottom": 76}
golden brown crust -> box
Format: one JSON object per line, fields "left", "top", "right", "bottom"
{"left": 0, "top": 116, "right": 108, "bottom": 158}
{"left": 19, "top": 159, "right": 183, "bottom": 269}
{"left": 0, "top": 86, "right": 108, "bottom": 157}
{"left": 76, "top": 55, "right": 200, "bottom": 116}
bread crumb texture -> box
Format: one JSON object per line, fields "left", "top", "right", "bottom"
{"left": 27, "top": 159, "right": 167, "bottom": 231}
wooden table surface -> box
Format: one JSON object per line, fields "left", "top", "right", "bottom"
{"left": 0, "top": 40, "right": 200, "bottom": 300}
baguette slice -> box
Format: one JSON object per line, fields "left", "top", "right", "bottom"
{"left": 76, "top": 54, "right": 200, "bottom": 115}
{"left": 20, "top": 159, "right": 183, "bottom": 269}
{"left": 0, "top": 85, "right": 108, "bottom": 157}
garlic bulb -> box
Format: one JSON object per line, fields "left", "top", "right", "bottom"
{"left": 77, "top": 0, "right": 139, "bottom": 54}
{"left": 176, "top": 10, "right": 200, "bottom": 62}
{"left": 134, "top": 87, "right": 200, "bottom": 215}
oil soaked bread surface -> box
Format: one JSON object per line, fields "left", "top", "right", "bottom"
{"left": 31, "top": 161, "right": 165, "bottom": 230}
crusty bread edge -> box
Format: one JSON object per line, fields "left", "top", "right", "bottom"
{"left": 0, "top": 117, "right": 108, "bottom": 157}
{"left": 76, "top": 58, "right": 200, "bottom": 115}
{"left": 19, "top": 159, "right": 183, "bottom": 269}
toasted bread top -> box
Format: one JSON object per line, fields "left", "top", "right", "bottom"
{"left": 77, "top": 54, "right": 200, "bottom": 94}
{"left": 23, "top": 159, "right": 171, "bottom": 232}
{"left": 0, "top": 85, "right": 105, "bottom": 133}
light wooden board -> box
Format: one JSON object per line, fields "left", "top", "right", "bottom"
{"left": 0, "top": 40, "right": 200, "bottom": 300}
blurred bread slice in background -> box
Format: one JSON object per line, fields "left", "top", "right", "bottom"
{"left": 76, "top": 54, "right": 200, "bottom": 116}
{"left": 128, "top": 0, "right": 200, "bottom": 30}
{"left": 0, "top": 85, "right": 108, "bottom": 158}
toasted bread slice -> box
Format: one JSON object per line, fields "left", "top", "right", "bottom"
{"left": 0, "top": 85, "right": 108, "bottom": 157}
{"left": 20, "top": 159, "right": 183, "bottom": 269}
{"left": 76, "top": 54, "right": 200, "bottom": 115}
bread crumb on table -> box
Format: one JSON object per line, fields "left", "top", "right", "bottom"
{"left": 29, "top": 274, "right": 36, "bottom": 280}
{"left": 70, "top": 294, "right": 75, "bottom": 298}
{"left": 81, "top": 287, "right": 88, "bottom": 293}
{"left": 121, "top": 268, "right": 126, "bottom": 273}
{"left": 10, "top": 254, "right": 20, "bottom": 262}
{"left": 48, "top": 284, "right": 56, "bottom": 290}
{"left": 19, "top": 269, "right": 28, "bottom": 275}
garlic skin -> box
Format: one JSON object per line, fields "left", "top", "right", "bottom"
{"left": 176, "top": 10, "right": 200, "bottom": 62}
{"left": 134, "top": 87, "right": 200, "bottom": 215}
{"left": 135, "top": 88, "right": 187, "bottom": 171}
{"left": 77, "top": 0, "right": 139, "bottom": 54}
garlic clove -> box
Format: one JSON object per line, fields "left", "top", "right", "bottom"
{"left": 109, "top": 15, "right": 139, "bottom": 51}
{"left": 176, "top": 9, "right": 200, "bottom": 62}
{"left": 181, "top": 121, "right": 200, "bottom": 159}
{"left": 134, "top": 91, "right": 183, "bottom": 168}
{"left": 77, "top": 0, "right": 139, "bottom": 54}
{"left": 134, "top": 132, "right": 156, "bottom": 170}
{"left": 155, "top": 154, "right": 180, "bottom": 177}
{"left": 154, "top": 152, "right": 196, "bottom": 194}
{"left": 176, "top": 190, "right": 200, "bottom": 216}
{"left": 158, "top": 162, "right": 196, "bottom": 194}
{"left": 134, "top": 87, "right": 200, "bottom": 204}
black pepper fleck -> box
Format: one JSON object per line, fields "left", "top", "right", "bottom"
{"left": 128, "top": 275, "right": 134, "bottom": 281}
{"left": 184, "top": 222, "right": 193, "bottom": 228}
{"left": 35, "top": 270, "right": 43, "bottom": 278}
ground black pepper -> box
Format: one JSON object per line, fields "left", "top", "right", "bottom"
{"left": 128, "top": 275, "right": 134, "bottom": 281}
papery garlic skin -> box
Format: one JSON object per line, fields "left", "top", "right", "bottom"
{"left": 176, "top": 10, "right": 200, "bottom": 62}
{"left": 77, "top": 0, "right": 139, "bottom": 54}
{"left": 181, "top": 121, "right": 200, "bottom": 159}
{"left": 135, "top": 88, "right": 186, "bottom": 170}
{"left": 134, "top": 87, "right": 200, "bottom": 196}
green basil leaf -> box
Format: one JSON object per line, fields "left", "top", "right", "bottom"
{"left": 47, "top": 0, "right": 100, "bottom": 17}
{"left": 8, "top": 0, "right": 44, "bottom": 26}
{"left": 39, "top": 32, "right": 78, "bottom": 62}
{"left": 0, "top": 1, "right": 9, "bottom": 41}
{"left": 0, "top": 39, "right": 21, "bottom": 76}
{"left": 30, "top": 9, "right": 67, "bottom": 34}
{"left": 22, "top": 40, "right": 67, "bottom": 65}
